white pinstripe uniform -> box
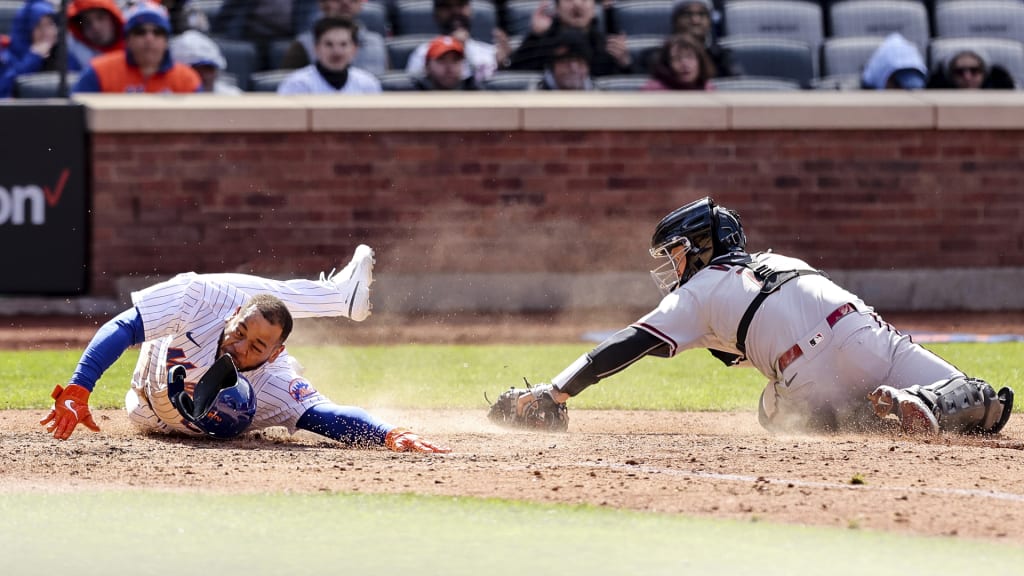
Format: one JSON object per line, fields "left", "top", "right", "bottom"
{"left": 632, "top": 252, "right": 962, "bottom": 428}
{"left": 124, "top": 272, "right": 357, "bottom": 436}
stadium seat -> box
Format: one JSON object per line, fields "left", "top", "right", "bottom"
{"left": 359, "top": 1, "right": 391, "bottom": 37}
{"left": 626, "top": 35, "right": 666, "bottom": 74}
{"left": 821, "top": 35, "right": 885, "bottom": 77}
{"left": 829, "top": 0, "right": 930, "bottom": 53}
{"left": 0, "top": 0, "right": 21, "bottom": 35}
{"left": 266, "top": 39, "right": 294, "bottom": 70}
{"left": 709, "top": 75, "right": 802, "bottom": 91}
{"left": 394, "top": 0, "right": 497, "bottom": 43}
{"left": 378, "top": 71, "right": 417, "bottom": 91}
{"left": 594, "top": 74, "right": 651, "bottom": 91}
{"left": 718, "top": 37, "right": 815, "bottom": 87}
{"left": 385, "top": 34, "right": 435, "bottom": 70}
{"left": 810, "top": 73, "right": 862, "bottom": 90}
{"left": 723, "top": 0, "right": 824, "bottom": 49}
{"left": 611, "top": 1, "right": 673, "bottom": 36}
{"left": 482, "top": 70, "right": 543, "bottom": 90}
{"left": 212, "top": 37, "right": 259, "bottom": 91}
{"left": 929, "top": 36, "right": 1024, "bottom": 87}
{"left": 248, "top": 69, "right": 293, "bottom": 92}
{"left": 190, "top": 0, "right": 224, "bottom": 22}
{"left": 503, "top": 0, "right": 536, "bottom": 37}
{"left": 13, "top": 71, "right": 79, "bottom": 98}
{"left": 934, "top": 0, "right": 1024, "bottom": 42}
{"left": 723, "top": 0, "right": 823, "bottom": 73}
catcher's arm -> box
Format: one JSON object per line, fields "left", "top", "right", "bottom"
{"left": 488, "top": 327, "right": 669, "bottom": 430}
{"left": 551, "top": 326, "right": 670, "bottom": 396}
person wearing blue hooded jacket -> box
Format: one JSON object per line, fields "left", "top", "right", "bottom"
{"left": 0, "top": 0, "right": 70, "bottom": 98}
{"left": 860, "top": 33, "right": 927, "bottom": 91}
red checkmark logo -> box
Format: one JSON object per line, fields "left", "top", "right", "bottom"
{"left": 43, "top": 168, "right": 69, "bottom": 208}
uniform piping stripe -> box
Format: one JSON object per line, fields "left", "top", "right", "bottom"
{"left": 632, "top": 323, "right": 678, "bottom": 355}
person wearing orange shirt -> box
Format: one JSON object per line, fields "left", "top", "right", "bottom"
{"left": 72, "top": 1, "right": 199, "bottom": 93}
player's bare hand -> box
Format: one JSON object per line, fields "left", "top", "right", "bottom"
{"left": 385, "top": 428, "right": 451, "bottom": 453}
{"left": 40, "top": 384, "right": 101, "bottom": 440}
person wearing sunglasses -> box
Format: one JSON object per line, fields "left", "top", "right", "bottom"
{"left": 73, "top": 1, "right": 200, "bottom": 93}
{"left": 927, "top": 49, "right": 1015, "bottom": 90}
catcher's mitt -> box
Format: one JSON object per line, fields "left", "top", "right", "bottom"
{"left": 487, "top": 383, "right": 569, "bottom": 432}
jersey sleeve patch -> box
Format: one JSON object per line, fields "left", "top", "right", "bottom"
{"left": 288, "top": 378, "right": 318, "bottom": 402}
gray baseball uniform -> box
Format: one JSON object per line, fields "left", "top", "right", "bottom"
{"left": 631, "top": 252, "right": 962, "bottom": 429}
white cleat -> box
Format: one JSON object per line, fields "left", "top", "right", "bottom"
{"left": 868, "top": 385, "right": 939, "bottom": 435}
{"left": 321, "top": 244, "right": 375, "bottom": 322}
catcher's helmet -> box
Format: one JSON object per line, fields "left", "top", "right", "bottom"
{"left": 167, "top": 355, "right": 257, "bottom": 439}
{"left": 649, "top": 197, "right": 747, "bottom": 294}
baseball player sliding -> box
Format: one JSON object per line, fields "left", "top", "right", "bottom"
{"left": 41, "top": 245, "right": 449, "bottom": 453}
{"left": 490, "top": 197, "right": 1014, "bottom": 435}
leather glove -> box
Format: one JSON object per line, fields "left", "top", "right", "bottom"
{"left": 39, "top": 384, "right": 101, "bottom": 440}
{"left": 384, "top": 427, "right": 450, "bottom": 453}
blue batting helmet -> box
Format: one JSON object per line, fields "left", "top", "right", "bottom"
{"left": 168, "top": 355, "right": 257, "bottom": 439}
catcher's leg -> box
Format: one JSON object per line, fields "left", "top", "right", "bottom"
{"left": 869, "top": 376, "right": 1014, "bottom": 434}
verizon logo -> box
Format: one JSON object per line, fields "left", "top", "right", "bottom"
{"left": 0, "top": 169, "right": 69, "bottom": 226}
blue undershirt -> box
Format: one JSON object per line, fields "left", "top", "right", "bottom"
{"left": 70, "top": 307, "right": 392, "bottom": 445}
{"left": 70, "top": 307, "right": 146, "bottom": 392}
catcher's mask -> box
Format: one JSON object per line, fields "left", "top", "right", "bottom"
{"left": 649, "top": 197, "right": 747, "bottom": 295}
{"left": 167, "top": 355, "right": 257, "bottom": 439}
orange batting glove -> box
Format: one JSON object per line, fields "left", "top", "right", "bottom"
{"left": 39, "top": 384, "right": 101, "bottom": 440}
{"left": 384, "top": 427, "right": 450, "bottom": 453}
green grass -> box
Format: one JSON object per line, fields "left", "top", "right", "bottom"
{"left": 2, "top": 342, "right": 1021, "bottom": 411}
{"left": 2, "top": 492, "right": 1021, "bottom": 576}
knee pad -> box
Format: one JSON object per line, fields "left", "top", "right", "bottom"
{"left": 909, "top": 377, "right": 1014, "bottom": 434}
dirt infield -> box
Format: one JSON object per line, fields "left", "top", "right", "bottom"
{"left": 3, "top": 409, "right": 1023, "bottom": 544}
{"left": 3, "top": 311, "right": 1024, "bottom": 545}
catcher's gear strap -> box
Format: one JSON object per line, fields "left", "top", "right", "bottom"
{"left": 734, "top": 256, "right": 826, "bottom": 355}
{"left": 553, "top": 327, "right": 670, "bottom": 397}
{"left": 907, "top": 377, "right": 1014, "bottom": 434}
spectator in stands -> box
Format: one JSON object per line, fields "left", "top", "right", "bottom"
{"left": 0, "top": 0, "right": 61, "bottom": 98}
{"left": 534, "top": 29, "right": 596, "bottom": 90}
{"left": 170, "top": 29, "right": 241, "bottom": 93}
{"left": 643, "top": 33, "right": 714, "bottom": 91}
{"left": 67, "top": 0, "right": 125, "bottom": 71}
{"left": 157, "top": 0, "right": 209, "bottom": 34}
{"left": 927, "top": 49, "right": 1016, "bottom": 90}
{"left": 671, "top": 0, "right": 738, "bottom": 77}
{"left": 413, "top": 35, "right": 478, "bottom": 90}
{"left": 861, "top": 33, "right": 926, "bottom": 90}
{"left": 73, "top": 2, "right": 201, "bottom": 93}
{"left": 277, "top": 16, "right": 381, "bottom": 94}
{"left": 211, "top": 0, "right": 319, "bottom": 42}
{"left": 508, "top": 0, "right": 632, "bottom": 77}
{"left": 406, "top": 0, "right": 506, "bottom": 83}
{"left": 280, "top": 0, "right": 387, "bottom": 75}
{"left": 211, "top": 0, "right": 320, "bottom": 69}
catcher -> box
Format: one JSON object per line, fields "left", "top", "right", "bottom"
{"left": 489, "top": 197, "right": 1014, "bottom": 435}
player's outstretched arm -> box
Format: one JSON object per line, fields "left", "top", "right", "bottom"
{"left": 296, "top": 403, "right": 450, "bottom": 453}
{"left": 41, "top": 308, "right": 146, "bottom": 440}
{"left": 488, "top": 326, "right": 670, "bottom": 430}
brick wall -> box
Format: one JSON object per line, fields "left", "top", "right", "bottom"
{"left": 90, "top": 129, "right": 1024, "bottom": 298}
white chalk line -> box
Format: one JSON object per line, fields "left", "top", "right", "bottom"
{"left": 533, "top": 461, "right": 1024, "bottom": 503}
